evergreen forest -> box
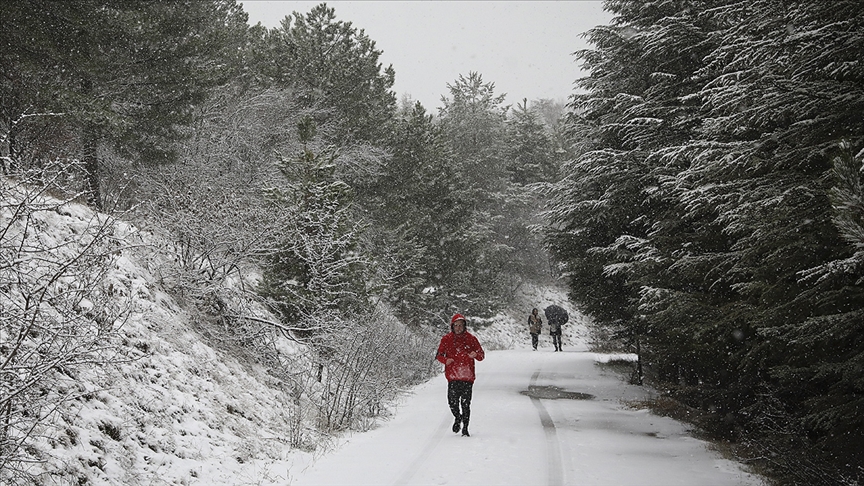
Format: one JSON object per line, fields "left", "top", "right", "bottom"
{"left": 1, "top": 1, "right": 863, "bottom": 484}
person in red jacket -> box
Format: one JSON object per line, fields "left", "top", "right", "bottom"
{"left": 436, "top": 313, "right": 485, "bottom": 437}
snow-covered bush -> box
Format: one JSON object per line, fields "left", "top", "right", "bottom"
{"left": 0, "top": 174, "right": 129, "bottom": 482}
{"left": 313, "top": 308, "right": 438, "bottom": 432}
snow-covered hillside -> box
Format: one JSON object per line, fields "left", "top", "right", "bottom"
{"left": 6, "top": 197, "right": 302, "bottom": 485}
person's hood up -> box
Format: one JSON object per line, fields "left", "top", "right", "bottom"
{"left": 450, "top": 313, "right": 466, "bottom": 332}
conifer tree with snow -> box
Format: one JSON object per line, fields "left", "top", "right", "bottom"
{"left": 258, "top": 3, "right": 397, "bottom": 145}
{"left": 258, "top": 118, "right": 371, "bottom": 338}
{"left": 434, "top": 72, "right": 536, "bottom": 315}
{"left": 507, "top": 99, "right": 558, "bottom": 185}
{"left": 364, "top": 102, "right": 473, "bottom": 325}
{"left": 547, "top": 1, "right": 864, "bottom": 482}
{"left": 0, "top": 0, "right": 249, "bottom": 208}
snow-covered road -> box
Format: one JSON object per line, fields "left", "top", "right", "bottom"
{"left": 288, "top": 347, "right": 765, "bottom": 486}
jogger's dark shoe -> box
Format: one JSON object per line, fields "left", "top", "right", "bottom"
{"left": 452, "top": 417, "right": 461, "bottom": 433}
{"left": 462, "top": 426, "right": 470, "bottom": 437}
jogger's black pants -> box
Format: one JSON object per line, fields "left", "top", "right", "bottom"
{"left": 448, "top": 380, "right": 473, "bottom": 426}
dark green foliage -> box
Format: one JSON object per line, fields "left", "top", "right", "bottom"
{"left": 438, "top": 72, "right": 509, "bottom": 193}
{"left": 259, "top": 3, "right": 396, "bottom": 144}
{"left": 436, "top": 72, "right": 533, "bottom": 316}
{"left": 1, "top": 0, "right": 249, "bottom": 206}
{"left": 365, "top": 102, "right": 483, "bottom": 323}
{"left": 507, "top": 99, "right": 559, "bottom": 184}
{"left": 258, "top": 136, "right": 370, "bottom": 334}
{"left": 367, "top": 86, "right": 557, "bottom": 324}
{"left": 548, "top": 0, "right": 864, "bottom": 482}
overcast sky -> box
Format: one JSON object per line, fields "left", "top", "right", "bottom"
{"left": 241, "top": 1, "right": 613, "bottom": 112}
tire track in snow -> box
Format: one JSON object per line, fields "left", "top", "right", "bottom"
{"left": 391, "top": 414, "right": 450, "bottom": 485}
{"left": 530, "top": 370, "right": 564, "bottom": 486}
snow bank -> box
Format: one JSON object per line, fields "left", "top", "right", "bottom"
{"left": 10, "top": 196, "right": 303, "bottom": 485}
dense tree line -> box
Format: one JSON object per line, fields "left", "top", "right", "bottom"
{"left": 9, "top": 0, "right": 862, "bottom": 483}
{"left": 545, "top": 1, "right": 864, "bottom": 483}
{"left": 1, "top": 1, "right": 560, "bottom": 324}
{"left": 1, "top": 1, "right": 565, "bottom": 479}
{"left": 1, "top": 0, "right": 249, "bottom": 207}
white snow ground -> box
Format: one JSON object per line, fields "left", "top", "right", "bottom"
{"left": 9, "top": 194, "right": 766, "bottom": 485}
{"left": 285, "top": 343, "right": 766, "bottom": 486}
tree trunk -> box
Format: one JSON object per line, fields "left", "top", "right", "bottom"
{"left": 83, "top": 122, "right": 101, "bottom": 209}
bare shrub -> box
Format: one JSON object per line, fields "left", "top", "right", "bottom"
{"left": 313, "top": 308, "right": 438, "bottom": 432}
{"left": 0, "top": 170, "right": 129, "bottom": 482}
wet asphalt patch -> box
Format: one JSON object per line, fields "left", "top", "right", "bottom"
{"left": 521, "top": 385, "right": 595, "bottom": 400}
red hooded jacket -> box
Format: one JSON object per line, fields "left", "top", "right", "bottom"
{"left": 436, "top": 330, "right": 485, "bottom": 382}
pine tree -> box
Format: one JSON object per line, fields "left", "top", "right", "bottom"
{"left": 507, "top": 99, "right": 557, "bottom": 184}
{"left": 1, "top": 0, "right": 249, "bottom": 208}
{"left": 687, "top": 5, "right": 864, "bottom": 473}
{"left": 260, "top": 3, "right": 396, "bottom": 144}
{"left": 437, "top": 72, "right": 522, "bottom": 315}
{"left": 259, "top": 119, "right": 370, "bottom": 334}
{"left": 366, "top": 102, "right": 480, "bottom": 322}
{"left": 550, "top": 0, "right": 864, "bottom": 480}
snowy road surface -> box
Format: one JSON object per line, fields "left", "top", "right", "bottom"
{"left": 288, "top": 348, "right": 765, "bottom": 486}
